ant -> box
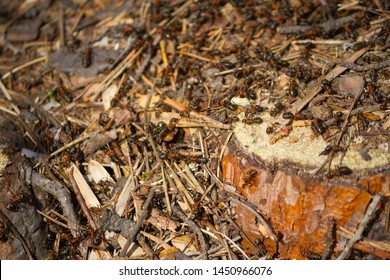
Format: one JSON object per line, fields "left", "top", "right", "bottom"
{"left": 282, "top": 112, "right": 305, "bottom": 122}
{"left": 282, "top": 111, "right": 294, "bottom": 120}
{"left": 191, "top": 192, "right": 206, "bottom": 221}
{"left": 365, "top": 82, "right": 383, "bottom": 103}
{"left": 149, "top": 120, "right": 179, "bottom": 143}
{"left": 160, "top": 150, "right": 181, "bottom": 161}
{"left": 319, "top": 144, "right": 341, "bottom": 156}
{"left": 154, "top": 121, "right": 169, "bottom": 140}
{"left": 188, "top": 98, "right": 202, "bottom": 111}
{"left": 242, "top": 76, "right": 254, "bottom": 87}
{"left": 245, "top": 104, "right": 265, "bottom": 118}
{"left": 179, "top": 109, "right": 191, "bottom": 118}
{"left": 321, "top": 79, "right": 337, "bottom": 95}
{"left": 219, "top": 99, "right": 238, "bottom": 111}
{"left": 311, "top": 118, "right": 327, "bottom": 136}
{"left": 236, "top": 89, "right": 257, "bottom": 100}
{"left": 6, "top": 192, "right": 32, "bottom": 212}
{"left": 107, "top": 148, "right": 125, "bottom": 166}
{"left": 265, "top": 122, "right": 280, "bottom": 134}
{"left": 82, "top": 47, "right": 93, "bottom": 68}
{"left": 269, "top": 102, "right": 284, "bottom": 117}
{"left": 243, "top": 169, "right": 258, "bottom": 186}
{"left": 234, "top": 66, "right": 255, "bottom": 79}
{"left": 223, "top": 116, "right": 240, "bottom": 124}
{"left": 167, "top": 117, "right": 179, "bottom": 130}
{"left": 185, "top": 155, "right": 208, "bottom": 164}
{"left": 287, "top": 79, "right": 299, "bottom": 97}
{"left": 0, "top": 220, "right": 9, "bottom": 243}
{"left": 221, "top": 60, "right": 235, "bottom": 69}
{"left": 327, "top": 166, "right": 352, "bottom": 178}
{"left": 242, "top": 117, "right": 263, "bottom": 125}
{"left": 353, "top": 41, "right": 369, "bottom": 51}
{"left": 334, "top": 111, "right": 344, "bottom": 127}
{"left": 98, "top": 113, "right": 111, "bottom": 127}
{"left": 56, "top": 84, "right": 73, "bottom": 102}
{"left": 2, "top": 146, "right": 16, "bottom": 156}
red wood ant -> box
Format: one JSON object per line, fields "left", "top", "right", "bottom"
{"left": 6, "top": 192, "right": 32, "bottom": 212}
{"left": 243, "top": 169, "right": 258, "bottom": 187}
{"left": 242, "top": 117, "right": 263, "bottom": 125}
{"left": 82, "top": 47, "right": 93, "bottom": 68}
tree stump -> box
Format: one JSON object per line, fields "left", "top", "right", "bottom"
{"left": 222, "top": 113, "right": 390, "bottom": 259}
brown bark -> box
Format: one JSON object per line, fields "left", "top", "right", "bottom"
{"left": 222, "top": 146, "right": 390, "bottom": 259}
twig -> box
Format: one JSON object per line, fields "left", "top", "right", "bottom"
{"left": 211, "top": 63, "right": 265, "bottom": 77}
{"left": 337, "top": 194, "right": 383, "bottom": 260}
{"left": 339, "top": 59, "right": 390, "bottom": 71}
{"left": 120, "top": 187, "right": 156, "bottom": 257}
{"left": 164, "top": 160, "right": 194, "bottom": 205}
{"left": 24, "top": 163, "right": 79, "bottom": 236}
{"left": 49, "top": 133, "right": 90, "bottom": 158}
{"left": 193, "top": 236, "right": 241, "bottom": 259}
{"left": 322, "top": 217, "right": 336, "bottom": 260}
{"left": 229, "top": 197, "right": 277, "bottom": 241}
{"left": 161, "top": 164, "right": 172, "bottom": 214}
{"left": 137, "top": 234, "right": 157, "bottom": 260}
{"left": 385, "top": 200, "right": 390, "bottom": 233}
{"left": 0, "top": 80, "right": 20, "bottom": 114}
{"left": 160, "top": 0, "right": 193, "bottom": 29}
{"left": 1, "top": 56, "right": 47, "bottom": 80}
{"left": 338, "top": 227, "right": 390, "bottom": 259}
{"left": 58, "top": 2, "right": 65, "bottom": 47}
{"left": 140, "top": 231, "right": 172, "bottom": 250}
{"left": 171, "top": 203, "right": 209, "bottom": 260}
{"left": 96, "top": 47, "right": 144, "bottom": 96}
{"left": 314, "top": 78, "right": 364, "bottom": 174}
{"left": 224, "top": 213, "right": 259, "bottom": 256}
{"left": 217, "top": 131, "right": 234, "bottom": 178}
{"left": 109, "top": 35, "right": 137, "bottom": 71}
{"left": 279, "top": 12, "right": 361, "bottom": 35}
{"left": 115, "top": 157, "right": 137, "bottom": 216}
{"left": 70, "top": 11, "right": 84, "bottom": 34}
{"left": 0, "top": 104, "right": 18, "bottom": 116}
{"left": 180, "top": 51, "right": 219, "bottom": 63}
{"left": 174, "top": 162, "right": 202, "bottom": 194}
{"left": 0, "top": 209, "right": 35, "bottom": 260}
{"left": 37, "top": 210, "right": 76, "bottom": 231}
{"left": 214, "top": 230, "right": 250, "bottom": 260}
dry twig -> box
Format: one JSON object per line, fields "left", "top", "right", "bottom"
{"left": 337, "top": 194, "right": 383, "bottom": 260}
